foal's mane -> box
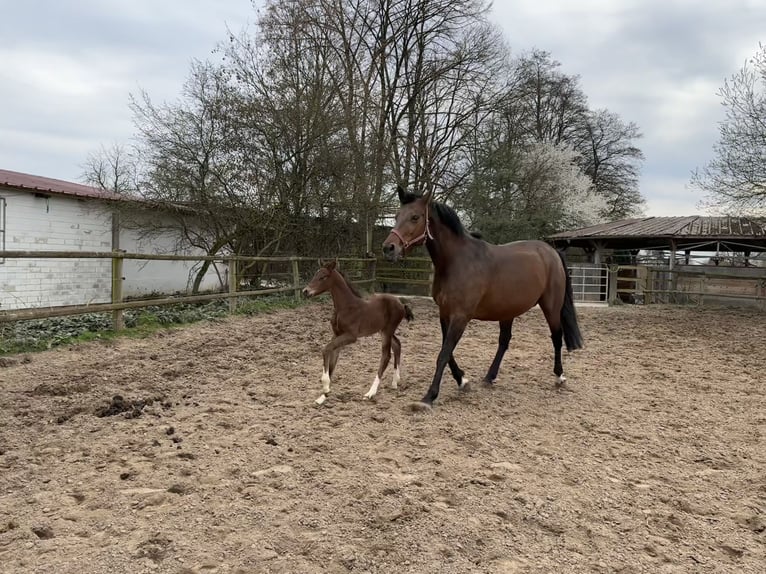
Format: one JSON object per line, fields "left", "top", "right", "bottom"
{"left": 399, "top": 190, "right": 466, "bottom": 237}
{"left": 336, "top": 267, "right": 364, "bottom": 298}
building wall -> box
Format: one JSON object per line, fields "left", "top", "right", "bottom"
{"left": 0, "top": 190, "right": 112, "bottom": 310}
{"left": 0, "top": 189, "right": 220, "bottom": 311}
{"left": 119, "top": 212, "right": 224, "bottom": 297}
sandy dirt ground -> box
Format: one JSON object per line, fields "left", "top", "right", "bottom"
{"left": 0, "top": 298, "right": 764, "bottom": 574}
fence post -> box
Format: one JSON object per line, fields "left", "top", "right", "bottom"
{"left": 428, "top": 262, "right": 434, "bottom": 294}
{"left": 291, "top": 257, "right": 301, "bottom": 301}
{"left": 228, "top": 256, "right": 238, "bottom": 312}
{"left": 111, "top": 251, "right": 124, "bottom": 331}
{"left": 367, "top": 256, "right": 377, "bottom": 293}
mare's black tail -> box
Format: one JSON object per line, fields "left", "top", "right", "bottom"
{"left": 556, "top": 250, "right": 584, "bottom": 351}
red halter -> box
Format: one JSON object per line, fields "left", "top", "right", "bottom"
{"left": 389, "top": 203, "right": 434, "bottom": 249}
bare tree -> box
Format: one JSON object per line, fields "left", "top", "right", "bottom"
{"left": 580, "top": 109, "right": 645, "bottom": 219}
{"left": 81, "top": 143, "right": 138, "bottom": 195}
{"left": 692, "top": 43, "right": 766, "bottom": 214}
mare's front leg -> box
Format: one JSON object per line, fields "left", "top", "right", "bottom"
{"left": 440, "top": 317, "right": 469, "bottom": 390}
{"left": 483, "top": 320, "right": 513, "bottom": 385}
{"left": 315, "top": 333, "right": 357, "bottom": 405}
{"left": 416, "top": 316, "right": 469, "bottom": 409}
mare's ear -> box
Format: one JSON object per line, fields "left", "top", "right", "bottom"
{"left": 422, "top": 189, "right": 433, "bottom": 204}
{"left": 396, "top": 184, "right": 406, "bottom": 203}
{"left": 325, "top": 260, "right": 337, "bottom": 271}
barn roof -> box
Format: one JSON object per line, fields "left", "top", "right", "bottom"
{"left": 0, "top": 168, "right": 123, "bottom": 201}
{"left": 548, "top": 216, "right": 766, "bottom": 251}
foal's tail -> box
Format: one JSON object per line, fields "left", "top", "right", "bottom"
{"left": 556, "top": 250, "right": 584, "bottom": 351}
{"left": 401, "top": 300, "right": 415, "bottom": 322}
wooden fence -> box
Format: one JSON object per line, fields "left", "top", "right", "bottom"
{"left": 0, "top": 250, "right": 376, "bottom": 329}
{"left": 609, "top": 264, "right": 766, "bottom": 308}
{"left": 375, "top": 257, "right": 433, "bottom": 297}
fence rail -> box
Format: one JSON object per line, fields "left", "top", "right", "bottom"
{"left": 0, "top": 250, "right": 376, "bottom": 328}
{"left": 608, "top": 264, "right": 766, "bottom": 308}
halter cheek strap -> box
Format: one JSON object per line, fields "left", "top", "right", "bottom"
{"left": 390, "top": 204, "right": 434, "bottom": 249}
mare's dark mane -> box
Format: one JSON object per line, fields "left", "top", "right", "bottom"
{"left": 399, "top": 191, "right": 465, "bottom": 237}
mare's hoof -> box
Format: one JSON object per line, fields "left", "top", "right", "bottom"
{"left": 555, "top": 374, "right": 567, "bottom": 387}
{"left": 481, "top": 377, "right": 496, "bottom": 387}
{"left": 457, "top": 379, "right": 471, "bottom": 393}
{"left": 408, "top": 401, "right": 432, "bottom": 412}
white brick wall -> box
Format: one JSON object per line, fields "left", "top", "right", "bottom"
{"left": 0, "top": 189, "right": 221, "bottom": 311}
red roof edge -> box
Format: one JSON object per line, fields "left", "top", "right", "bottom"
{"left": 0, "top": 168, "right": 124, "bottom": 201}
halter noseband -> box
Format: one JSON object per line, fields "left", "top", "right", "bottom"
{"left": 389, "top": 203, "right": 434, "bottom": 250}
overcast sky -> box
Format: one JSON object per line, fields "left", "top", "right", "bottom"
{"left": 1, "top": 0, "right": 763, "bottom": 216}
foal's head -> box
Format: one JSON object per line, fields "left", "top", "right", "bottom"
{"left": 302, "top": 260, "right": 337, "bottom": 298}
{"left": 382, "top": 185, "right": 433, "bottom": 262}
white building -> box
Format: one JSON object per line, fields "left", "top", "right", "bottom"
{"left": 0, "top": 169, "right": 222, "bottom": 311}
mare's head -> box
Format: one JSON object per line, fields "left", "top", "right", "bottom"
{"left": 382, "top": 185, "right": 433, "bottom": 262}
{"left": 302, "top": 260, "right": 337, "bottom": 298}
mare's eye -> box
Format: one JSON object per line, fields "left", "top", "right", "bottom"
{"left": 410, "top": 214, "right": 420, "bottom": 222}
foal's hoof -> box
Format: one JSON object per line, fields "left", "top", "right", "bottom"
{"left": 457, "top": 378, "right": 471, "bottom": 393}
{"left": 555, "top": 375, "right": 567, "bottom": 387}
{"left": 315, "top": 394, "right": 328, "bottom": 406}
{"left": 408, "top": 401, "right": 432, "bottom": 412}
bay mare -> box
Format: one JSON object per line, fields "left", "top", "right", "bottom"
{"left": 382, "top": 186, "right": 583, "bottom": 409}
{"left": 302, "top": 260, "right": 414, "bottom": 405}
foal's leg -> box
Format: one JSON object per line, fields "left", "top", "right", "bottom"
{"left": 364, "top": 333, "right": 393, "bottom": 400}
{"left": 483, "top": 320, "right": 513, "bottom": 385}
{"left": 440, "top": 317, "right": 468, "bottom": 390}
{"left": 328, "top": 349, "right": 341, "bottom": 379}
{"left": 417, "top": 316, "right": 469, "bottom": 408}
{"left": 316, "top": 333, "right": 357, "bottom": 405}
{"left": 391, "top": 334, "right": 402, "bottom": 389}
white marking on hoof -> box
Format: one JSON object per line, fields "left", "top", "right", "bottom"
{"left": 364, "top": 376, "right": 381, "bottom": 400}
{"left": 315, "top": 394, "right": 327, "bottom": 405}
{"left": 458, "top": 376, "right": 470, "bottom": 391}
{"left": 391, "top": 367, "right": 401, "bottom": 389}
{"left": 556, "top": 374, "right": 567, "bottom": 386}
{"left": 321, "top": 369, "right": 331, "bottom": 394}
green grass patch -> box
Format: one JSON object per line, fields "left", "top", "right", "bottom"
{"left": 0, "top": 295, "right": 311, "bottom": 356}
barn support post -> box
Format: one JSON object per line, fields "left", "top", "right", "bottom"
{"left": 291, "top": 256, "right": 301, "bottom": 302}
{"left": 111, "top": 251, "right": 124, "bottom": 331}
{"left": 669, "top": 239, "right": 677, "bottom": 304}
{"left": 608, "top": 266, "right": 618, "bottom": 304}
{"left": 227, "top": 256, "right": 238, "bottom": 312}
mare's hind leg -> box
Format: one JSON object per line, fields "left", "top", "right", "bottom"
{"left": 364, "top": 334, "right": 393, "bottom": 400}
{"left": 391, "top": 334, "right": 402, "bottom": 389}
{"left": 483, "top": 320, "right": 513, "bottom": 385}
{"left": 440, "top": 317, "right": 469, "bottom": 390}
{"left": 540, "top": 301, "right": 566, "bottom": 386}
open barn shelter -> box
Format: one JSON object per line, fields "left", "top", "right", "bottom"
{"left": 548, "top": 216, "right": 766, "bottom": 306}
{"left": 1, "top": 297, "right": 765, "bottom": 572}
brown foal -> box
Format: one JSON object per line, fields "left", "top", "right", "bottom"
{"left": 302, "top": 261, "right": 414, "bottom": 405}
